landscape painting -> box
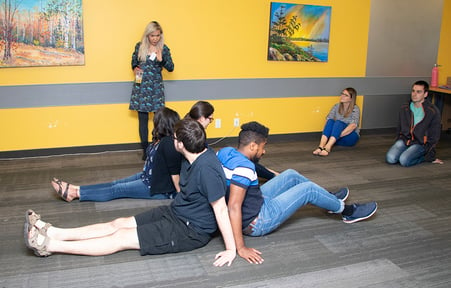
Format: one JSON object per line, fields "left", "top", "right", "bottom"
{"left": 268, "top": 2, "right": 331, "bottom": 62}
{"left": 0, "top": 0, "right": 84, "bottom": 68}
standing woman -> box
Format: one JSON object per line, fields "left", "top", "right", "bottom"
{"left": 313, "top": 87, "right": 360, "bottom": 156}
{"left": 129, "top": 21, "right": 174, "bottom": 160}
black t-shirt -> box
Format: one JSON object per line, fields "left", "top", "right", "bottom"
{"left": 150, "top": 136, "right": 182, "bottom": 195}
{"left": 171, "top": 148, "right": 227, "bottom": 235}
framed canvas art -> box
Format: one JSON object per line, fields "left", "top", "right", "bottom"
{"left": 268, "top": 2, "right": 331, "bottom": 62}
{"left": 0, "top": 0, "right": 84, "bottom": 68}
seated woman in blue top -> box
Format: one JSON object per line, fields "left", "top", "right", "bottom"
{"left": 313, "top": 87, "right": 360, "bottom": 157}
{"left": 51, "top": 107, "right": 182, "bottom": 202}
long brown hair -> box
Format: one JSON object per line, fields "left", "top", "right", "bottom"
{"left": 151, "top": 107, "right": 180, "bottom": 142}
{"left": 184, "top": 101, "right": 214, "bottom": 120}
{"left": 338, "top": 87, "right": 357, "bottom": 118}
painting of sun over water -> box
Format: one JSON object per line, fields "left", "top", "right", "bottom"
{"left": 268, "top": 2, "right": 331, "bottom": 62}
{"left": 0, "top": 0, "right": 84, "bottom": 68}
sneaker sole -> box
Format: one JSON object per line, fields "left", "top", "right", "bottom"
{"left": 342, "top": 204, "right": 378, "bottom": 224}
{"left": 341, "top": 188, "right": 349, "bottom": 201}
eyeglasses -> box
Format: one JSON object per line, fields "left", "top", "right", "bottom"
{"left": 341, "top": 92, "right": 351, "bottom": 97}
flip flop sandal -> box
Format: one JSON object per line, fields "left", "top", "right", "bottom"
{"left": 319, "top": 148, "right": 330, "bottom": 156}
{"left": 25, "top": 225, "right": 52, "bottom": 257}
{"left": 52, "top": 178, "right": 71, "bottom": 202}
{"left": 313, "top": 147, "right": 324, "bottom": 155}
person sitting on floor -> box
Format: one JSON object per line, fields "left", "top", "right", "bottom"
{"left": 217, "top": 121, "right": 377, "bottom": 264}
{"left": 24, "top": 119, "right": 237, "bottom": 267}
{"left": 185, "top": 100, "right": 279, "bottom": 180}
{"left": 386, "top": 80, "right": 443, "bottom": 167}
{"left": 51, "top": 107, "right": 182, "bottom": 202}
{"left": 313, "top": 87, "right": 360, "bottom": 156}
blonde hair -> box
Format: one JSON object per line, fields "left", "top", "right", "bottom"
{"left": 138, "top": 21, "right": 164, "bottom": 62}
{"left": 338, "top": 87, "right": 357, "bottom": 118}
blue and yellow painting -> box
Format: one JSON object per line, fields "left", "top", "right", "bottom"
{"left": 268, "top": 2, "right": 331, "bottom": 62}
{"left": 0, "top": 0, "right": 84, "bottom": 68}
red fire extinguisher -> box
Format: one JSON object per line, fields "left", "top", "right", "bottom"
{"left": 431, "top": 64, "right": 440, "bottom": 87}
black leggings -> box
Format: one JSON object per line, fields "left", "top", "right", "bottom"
{"left": 138, "top": 111, "right": 149, "bottom": 148}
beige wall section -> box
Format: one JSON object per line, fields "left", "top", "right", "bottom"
{"left": 0, "top": 0, "right": 370, "bottom": 85}
{"left": 437, "top": 0, "right": 451, "bottom": 85}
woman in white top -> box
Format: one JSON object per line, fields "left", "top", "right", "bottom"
{"left": 313, "top": 87, "right": 360, "bottom": 156}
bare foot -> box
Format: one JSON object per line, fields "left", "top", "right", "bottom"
{"left": 432, "top": 158, "right": 444, "bottom": 164}
{"left": 313, "top": 147, "right": 323, "bottom": 155}
{"left": 51, "top": 178, "right": 79, "bottom": 202}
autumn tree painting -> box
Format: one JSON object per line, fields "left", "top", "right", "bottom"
{"left": 268, "top": 2, "right": 331, "bottom": 62}
{"left": 0, "top": 0, "right": 84, "bottom": 67}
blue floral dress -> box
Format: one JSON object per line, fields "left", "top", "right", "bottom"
{"left": 129, "top": 42, "right": 174, "bottom": 112}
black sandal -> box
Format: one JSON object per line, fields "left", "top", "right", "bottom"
{"left": 319, "top": 148, "right": 330, "bottom": 156}
{"left": 313, "top": 146, "right": 324, "bottom": 155}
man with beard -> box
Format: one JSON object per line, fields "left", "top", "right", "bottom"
{"left": 217, "top": 121, "right": 377, "bottom": 265}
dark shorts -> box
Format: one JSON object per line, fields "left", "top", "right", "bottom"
{"left": 135, "top": 206, "right": 211, "bottom": 256}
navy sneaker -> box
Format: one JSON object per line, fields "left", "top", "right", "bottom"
{"left": 331, "top": 187, "right": 349, "bottom": 201}
{"left": 342, "top": 202, "right": 377, "bottom": 223}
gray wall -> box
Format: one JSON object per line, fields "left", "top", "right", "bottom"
{"left": 366, "top": 0, "right": 443, "bottom": 77}
{"left": 362, "top": 0, "right": 443, "bottom": 129}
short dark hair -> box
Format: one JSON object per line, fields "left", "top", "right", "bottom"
{"left": 238, "top": 121, "right": 269, "bottom": 147}
{"left": 413, "top": 80, "right": 429, "bottom": 92}
{"left": 174, "top": 119, "right": 206, "bottom": 153}
{"left": 152, "top": 107, "right": 180, "bottom": 141}
{"left": 185, "top": 101, "right": 215, "bottom": 120}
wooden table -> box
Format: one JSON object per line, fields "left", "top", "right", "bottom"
{"left": 429, "top": 87, "right": 451, "bottom": 131}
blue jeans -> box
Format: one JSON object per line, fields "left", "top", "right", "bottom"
{"left": 323, "top": 119, "right": 359, "bottom": 146}
{"left": 246, "top": 169, "right": 344, "bottom": 236}
{"left": 79, "top": 172, "right": 176, "bottom": 202}
{"left": 386, "top": 139, "right": 425, "bottom": 167}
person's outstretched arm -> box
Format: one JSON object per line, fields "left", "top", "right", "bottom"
{"left": 228, "top": 184, "right": 264, "bottom": 264}
{"left": 211, "top": 197, "right": 236, "bottom": 267}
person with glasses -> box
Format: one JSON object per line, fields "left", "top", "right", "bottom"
{"left": 25, "top": 119, "right": 236, "bottom": 267}
{"left": 184, "top": 101, "right": 216, "bottom": 129}
{"left": 312, "top": 87, "right": 360, "bottom": 156}
{"left": 185, "top": 101, "right": 279, "bottom": 180}
{"left": 51, "top": 107, "right": 182, "bottom": 202}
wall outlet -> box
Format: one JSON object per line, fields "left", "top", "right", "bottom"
{"left": 233, "top": 118, "right": 240, "bottom": 127}
{"left": 215, "top": 119, "right": 221, "bottom": 128}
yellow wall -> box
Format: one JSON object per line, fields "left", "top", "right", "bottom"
{"left": 0, "top": 0, "right": 370, "bottom": 85}
{"left": 437, "top": 0, "right": 451, "bottom": 85}
{"left": 0, "top": 0, "right": 370, "bottom": 151}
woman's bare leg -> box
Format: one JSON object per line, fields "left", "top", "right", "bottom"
{"left": 46, "top": 217, "right": 137, "bottom": 241}
{"left": 47, "top": 227, "right": 140, "bottom": 256}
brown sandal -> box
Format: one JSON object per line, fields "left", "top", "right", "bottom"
{"left": 25, "top": 209, "right": 52, "bottom": 236}
{"left": 52, "top": 178, "right": 73, "bottom": 202}
{"left": 25, "top": 225, "right": 52, "bottom": 257}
